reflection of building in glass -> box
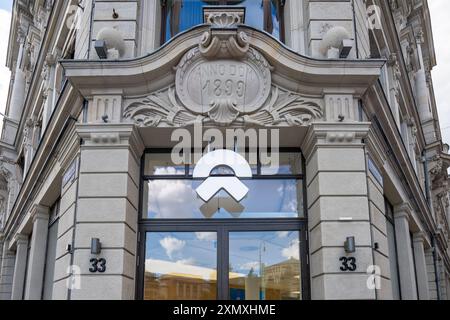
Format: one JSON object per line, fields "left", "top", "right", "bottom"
{"left": 230, "top": 258, "right": 301, "bottom": 301}
{"left": 144, "top": 272, "right": 217, "bottom": 300}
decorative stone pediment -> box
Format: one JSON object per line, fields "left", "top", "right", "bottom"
{"left": 62, "top": 25, "right": 384, "bottom": 128}
{"left": 124, "top": 28, "right": 323, "bottom": 127}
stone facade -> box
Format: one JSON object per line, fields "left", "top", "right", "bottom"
{"left": 0, "top": 0, "right": 449, "bottom": 300}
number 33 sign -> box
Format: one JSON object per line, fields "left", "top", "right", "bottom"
{"left": 339, "top": 257, "right": 357, "bottom": 272}
{"left": 89, "top": 258, "right": 106, "bottom": 273}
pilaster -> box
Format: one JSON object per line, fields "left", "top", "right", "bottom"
{"left": 11, "top": 234, "right": 29, "bottom": 300}
{"left": 0, "top": 240, "right": 16, "bottom": 300}
{"left": 412, "top": 232, "right": 430, "bottom": 300}
{"left": 393, "top": 203, "right": 418, "bottom": 300}
{"left": 24, "top": 205, "right": 50, "bottom": 300}
{"left": 70, "top": 123, "right": 144, "bottom": 300}
{"left": 302, "top": 122, "right": 375, "bottom": 300}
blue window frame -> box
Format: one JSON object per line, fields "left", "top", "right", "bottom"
{"left": 160, "top": 0, "right": 285, "bottom": 44}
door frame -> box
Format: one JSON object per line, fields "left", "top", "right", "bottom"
{"left": 136, "top": 219, "right": 309, "bottom": 300}
{"left": 135, "top": 148, "right": 311, "bottom": 300}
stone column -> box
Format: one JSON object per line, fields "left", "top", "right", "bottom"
{"left": 72, "top": 124, "right": 144, "bottom": 300}
{"left": 412, "top": 232, "right": 430, "bottom": 300}
{"left": 302, "top": 122, "right": 375, "bottom": 300}
{"left": 393, "top": 204, "right": 418, "bottom": 300}
{"left": 8, "top": 27, "right": 27, "bottom": 122}
{"left": 0, "top": 240, "right": 16, "bottom": 300}
{"left": 414, "top": 30, "right": 435, "bottom": 144}
{"left": 24, "top": 205, "right": 50, "bottom": 300}
{"left": 42, "top": 53, "right": 57, "bottom": 129}
{"left": 11, "top": 235, "right": 29, "bottom": 300}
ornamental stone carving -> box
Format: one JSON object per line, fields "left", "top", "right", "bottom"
{"left": 124, "top": 27, "right": 323, "bottom": 127}
{"left": 124, "top": 83, "right": 323, "bottom": 128}
{"left": 203, "top": 7, "right": 245, "bottom": 28}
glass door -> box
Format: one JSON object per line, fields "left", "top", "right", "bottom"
{"left": 143, "top": 231, "right": 218, "bottom": 300}
{"left": 139, "top": 223, "right": 307, "bottom": 300}
{"left": 228, "top": 231, "right": 302, "bottom": 300}
{"left": 138, "top": 149, "right": 309, "bottom": 300}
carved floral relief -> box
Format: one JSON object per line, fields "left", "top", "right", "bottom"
{"left": 124, "top": 25, "right": 323, "bottom": 127}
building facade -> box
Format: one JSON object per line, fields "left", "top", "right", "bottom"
{"left": 0, "top": 0, "right": 449, "bottom": 300}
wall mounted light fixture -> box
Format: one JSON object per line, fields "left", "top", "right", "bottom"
{"left": 94, "top": 40, "right": 108, "bottom": 59}
{"left": 91, "top": 238, "right": 102, "bottom": 255}
{"left": 344, "top": 236, "right": 356, "bottom": 253}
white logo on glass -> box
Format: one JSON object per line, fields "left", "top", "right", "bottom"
{"left": 193, "top": 150, "right": 252, "bottom": 202}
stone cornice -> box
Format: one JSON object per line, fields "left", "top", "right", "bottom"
{"left": 393, "top": 203, "right": 413, "bottom": 221}
{"left": 31, "top": 204, "right": 49, "bottom": 223}
{"left": 2, "top": 84, "right": 82, "bottom": 240}
{"left": 301, "top": 122, "right": 371, "bottom": 162}
{"left": 61, "top": 25, "right": 385, "bottom": 98}
{"left": 76, "top": 124, "right": 145, "bottom": 163}
{"left": 365, "top": 83, "right": 436, "bottom": 233}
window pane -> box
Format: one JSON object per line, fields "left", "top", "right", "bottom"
{"left": 163, "top": 0, "right": 281, "bottom": 43}
{"left": 144, "top": 153, "right": 186, "bottom": 176}
{"left": 144, "top": 232, "right": 217, "bottom": 300}
{"left": 241, "top": 0, "right": 281, "bottom": 39}
{"left": 261, "top": 152, "right": 302, "bottom": 175}
{"left": 229, "top": 231, "right": 301, "bottom": 300}
{"left": 144, "top": 179, "right": 303, "bottom": 219}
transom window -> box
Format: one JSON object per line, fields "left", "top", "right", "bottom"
{"left": 141, "top": 149, "right": 304, "bottom": 219}
{"left": 160, "top": 0, "right": 285, "bottom": 44}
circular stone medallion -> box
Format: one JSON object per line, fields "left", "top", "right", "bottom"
{"left": 175, "top": 48, "right": 271, "bottom": 115}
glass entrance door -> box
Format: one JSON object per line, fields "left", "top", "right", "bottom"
{"left": 139, "top": 224, "right": 306, "bottom": 300}
{"left": 143, "top": 232, "right": 218, "bottom": 300}
{"left": 138, "top": 149, "right": 309, "bottom": 300}
{"left": 229, "top": 231, "right": 302, "bottom": 300}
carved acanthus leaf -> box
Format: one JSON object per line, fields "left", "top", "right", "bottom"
{"left": 244, "top": 86, "right": 323, "bottom": 126}
{"left": 124, "top": 85, "right": 323, "bottom": 128}
{"left": 123, "top": 86, "right": 200, "bottom": 127}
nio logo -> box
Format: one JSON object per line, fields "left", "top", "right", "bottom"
{"left": 193, "top": 150, "right": 252, "bottom": 202}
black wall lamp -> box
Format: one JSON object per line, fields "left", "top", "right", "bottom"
{"left": 91, "top": 238, "right": 102, "bottom": 255}
{"left": 94, "top": 40, "right": 108, "bottom": 59}
{"left": 344, "top": 236, "right": 356, "bottom": 253}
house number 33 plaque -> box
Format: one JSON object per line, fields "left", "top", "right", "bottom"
{"left": 89, "top": 258, "right": 107, "bottom": 273}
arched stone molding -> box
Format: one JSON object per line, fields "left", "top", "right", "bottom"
{"left": 61, "top": 25, "right": 384, "bottom": 129}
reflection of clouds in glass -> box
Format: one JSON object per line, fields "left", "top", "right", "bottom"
{"left": 159, "top": 236, "right": 185, "bottom": 259}
{"left": 282, "top": 199, "right": 297, "bottom": 213}
{"left": 154, "top": 167, "right": 184, "bottom": 175}
{"left": 176, "top": 258, "right": 196, "bottom": 266}
{"left": 282, "top": 240, "right": 300, "bottom": 260}
{"left": 195, "top": 232, "right": 217, "bottom": 241}
{"left": 148, "top": 180, "right": 198, "bottom": 218}
{"left": 277, "top": 182, "right": 298, "bottom": 213}
{"left": 276, "top": 231, "right": 289, "bottom": 238}
{"left": 238, "top": 261, "right": 260, "bottom": 273}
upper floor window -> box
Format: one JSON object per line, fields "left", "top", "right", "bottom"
{"left": 161, "top": 0, "right": 285, "bottom": 44}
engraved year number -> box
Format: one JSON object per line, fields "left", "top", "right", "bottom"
{"left": 202, "top": 79, "right": 245, "bottom": 97}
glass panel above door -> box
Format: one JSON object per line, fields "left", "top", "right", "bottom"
{"left": 144, "top": 232, "right": 217, "bottom": 300}
{"left": 229, "top": 231, "right": 302, "bottom": 300}
{"left": 143, "top": 179, "right": 303, "bottom": 219}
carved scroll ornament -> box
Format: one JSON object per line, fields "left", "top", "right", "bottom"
{"left": 124, "top": 28, "right": 323, "bottom": 127}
